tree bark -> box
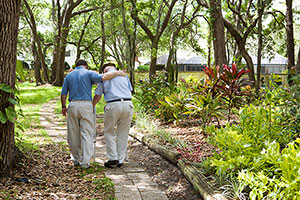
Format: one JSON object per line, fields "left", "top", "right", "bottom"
{"left": 223, "top": 18, "right": 256, "bottom": 83}
{"left": 286, "top": 0, "right": 295, "bottom": 82}
{"left": 209, "top": 0, "right": 227, "bottom": 68}
{"left": 256, "top": 0, "right": 263, "bottom": 91}
{"left": 121, "top": 0, "right": 136, "bottom": 91}
{"left": 149, "top": 38, "right": 159, "bottom": 79}
{"left": 0, "top": 0, "right": 21, "bottom": 177}
{"left": 166, "top": 32, "right": 175, "bottom": 83}
{"left": 99, "top": 3, "right": 106, "bottom": 72}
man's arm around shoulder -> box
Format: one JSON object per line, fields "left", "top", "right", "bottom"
{"left": 102, "top": 71, "right": 127, "bottom": 80}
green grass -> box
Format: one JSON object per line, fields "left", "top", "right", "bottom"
{"left": 15, "top": 82, "right": 62, "bottom": 152}
{"left": 19, "top": 86, "right": 61, "bottom": 105}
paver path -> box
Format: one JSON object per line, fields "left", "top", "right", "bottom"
{"left": 39, "top": 97, "right": 169, "bottom": 200}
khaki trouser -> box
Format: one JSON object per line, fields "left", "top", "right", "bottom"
{"left": 104, "top": 101, "right": 134, "bottom": 164}
{"left": 67, "top": 101, "right": 95, "bottom": 166}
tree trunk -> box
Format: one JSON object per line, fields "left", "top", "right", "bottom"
{"left": 223, "top": 19, "right": 256, "bottom": 83}
{"left": 149, "top": 39, "right": 159, "bottom": 80}
{"left": 31, "top": 34, "right": 42, "bottom": 85}
{"left": 0, "top": 0, "right": 21, "bottom": 177}
{"left": 99, "top": 3, "right": 106, "bottom": 72}
{"left": 239, "top": 43, "right": 255, "bottom": 82}
{"left": 166, "top": 31, "right": 176, "bottom": 83}
{"left": 209, "top": 0, "right": 227, "bottom": 68}
{"left": 256, "top": 0, "right": 263, "bottom": 91}
{"left": 286, "top": 0, "right": 295, "bottom": 83}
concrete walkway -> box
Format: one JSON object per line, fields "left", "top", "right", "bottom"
{"left": 39, "top": 97, "right": 169, "bottom": 200}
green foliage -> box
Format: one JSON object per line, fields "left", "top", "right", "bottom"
{"left": 16, "top": 60, "right": 28, "bottom": 81}
{"left": 205, "top": 79, "right": 300, "bottom": 198}
{"left": 137, "top": 65, "right": 149, "bottom": 72}
{"left": 185, "top": 91, "right": 224, "bottom": 128}
{"left": 0, "top": 84, "right": 19, "bottom": 124}
{"left": 238, "top": 139, "right": 300, "bottom": 199}
{"left": 155, "top": 90, "right": 187, "bottom": 123}
{"left": 134, "top": 72, "right": 173, "bottom": 113}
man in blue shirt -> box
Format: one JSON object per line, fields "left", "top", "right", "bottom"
{"left": 61, "top": 59, "right": 126, "bottom": 169}
{"left": 92, "top": 63, "right": 133, "bottom": 168}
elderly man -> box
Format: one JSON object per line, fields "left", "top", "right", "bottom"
{"left": 92, "top": 63, "right": 133, "bottom": 168}
{"left": 61, "top": 60, "right": 126, "bottom": 169}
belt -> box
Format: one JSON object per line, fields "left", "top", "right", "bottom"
{"left": 107, "top": 98, "right": 131, "bottom": 103}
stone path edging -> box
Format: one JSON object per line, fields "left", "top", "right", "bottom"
{"left": 39, "top": 97, "right": 169, "bottom": 200}
{"left": 129, "top": 127, "right": 228, "bottom": 200}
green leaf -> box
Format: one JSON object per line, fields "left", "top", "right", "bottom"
{"left": 16, "top": 60, "right": 26, "bottom": 81}
{"left": 5, "top": 106, "right": 16, "bottom": 123}
{"left": 0, "top": 84, "right": 14, "bottom": 94}
{"left": 8, "top": 97, "right": 19, "bottom": 106}
{"left": 0, "top": 111, "right": 7, "bottom": 123}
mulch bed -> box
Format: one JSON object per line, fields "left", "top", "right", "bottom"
{"left": 0, "top": 143, "right": 113, "bottom": 200}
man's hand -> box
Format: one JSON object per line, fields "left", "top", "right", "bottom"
{"left": 92, "top": 95, "right": 102, "bottom": 107}
{"left": 62, "top": 107, "right": 67, "bottom": 116}
{"left": 61, "top": 94, "right": 67, "bottom": 116}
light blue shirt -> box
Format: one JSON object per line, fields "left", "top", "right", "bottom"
{"left": 95, "top": 69, "right": 132, "bottom": 102}
{"left": 61, "top": 66, "right": 103, "bottom": 101}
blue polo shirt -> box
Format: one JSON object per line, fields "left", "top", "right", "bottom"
{"left": 61, "top": 66, "right": 103, "bottom": 101}
{"left": 95, "top": 69, "right": 132, "bottom": 102}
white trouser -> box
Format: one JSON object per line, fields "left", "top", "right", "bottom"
{"left": 67, "top": 101, "right": 95, "bottom": 166}
{"left": 104, "top": 101, "right": 134, "bottom": 163}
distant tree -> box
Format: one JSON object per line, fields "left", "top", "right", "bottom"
{"left": 51, "top": 0, "right": 99, "bottom": 86}
{"left": 165, "top": 0, "right": 201, "bottom": 83}
{"left": 0, "top": 0, "right": 21, "bottom": 177}
{"left": 23, "top": 0, "right": 49, "bottom": 83}
{"left": 129, "top": 0, "right": 179, "bottom": 80}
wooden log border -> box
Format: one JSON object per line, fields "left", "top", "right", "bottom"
{"left": 130, "top": 127, "right": 228, "bottom": 200}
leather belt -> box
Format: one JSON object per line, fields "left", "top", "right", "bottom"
{"left": 107, "top": 98, "right": 131, "bottom": 103}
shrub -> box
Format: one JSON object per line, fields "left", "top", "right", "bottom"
{"left": 137, "top": 65, "right": 149, "bottom": 72}
{"left": 134, "top": 72, "right": 173, "bottom": 113}
{"left": 155, "top": 90, "right": 188, "bottom": 123}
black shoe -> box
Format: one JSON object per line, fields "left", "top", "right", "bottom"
{"left": 104, "top": 160, "right": 119, "bottom": 168}
{"left": 117, "top": 163, "right": 123, "bottom": 168}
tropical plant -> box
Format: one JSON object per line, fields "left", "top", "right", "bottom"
{"left": 185, "top": 91, "right": 224, "bottom": 129}
{"left": 217, "top": 64, "right": 253, "bottom": 121}
{"left": 155, "top": 90, "right": 187, "bottom": 123}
